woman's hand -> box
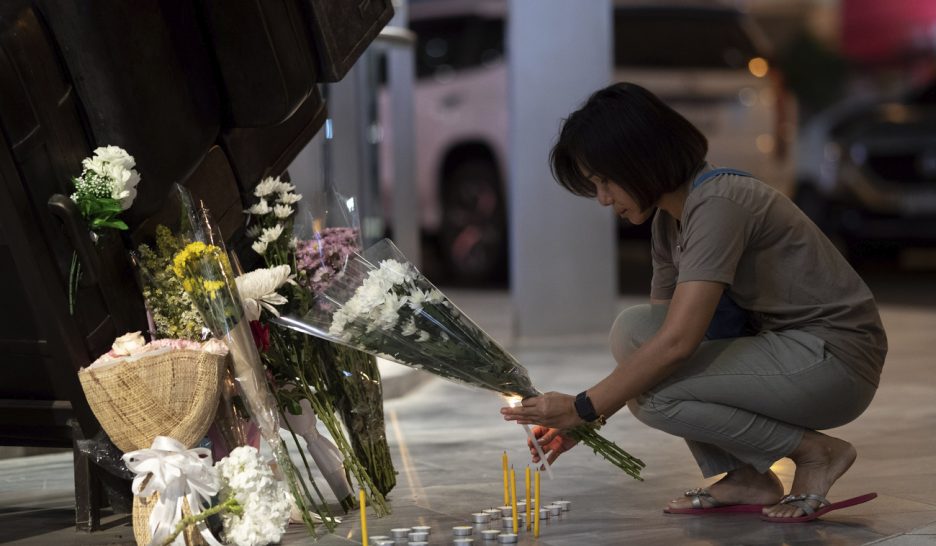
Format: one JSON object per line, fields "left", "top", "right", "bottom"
{"left": 500, "top": 391, "right": 583, "bottom": 430}
{"left": 529, "top": 426, "right": 579, "bottom": 465}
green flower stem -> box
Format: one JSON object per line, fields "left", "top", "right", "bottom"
{"left": 270, "top": 330, "right": 390, "bottom": 517}
{"left": 325, "top": 345, "right": 397, "bottom": 495}
{"left": 568, "top": 426, "right": 645, "bottom": 480}
{"left": 282, "top": 415, "right": 343, "bottom": 525}
{"left": 159, "top": 496, "right": 242, "bottom": 546}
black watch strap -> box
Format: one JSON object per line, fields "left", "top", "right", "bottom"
{"left": 574, "top": 391, "right": 600, "bottom": 422}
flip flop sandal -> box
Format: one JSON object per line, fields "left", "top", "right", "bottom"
{"left": 760, "top": 492, "right": 877, "bottom": 523}
{"left": 663, "top": 487, "right": 767, "bottom": 514}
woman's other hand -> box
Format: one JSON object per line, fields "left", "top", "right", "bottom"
{"left": 500, "top": 391, "right": 583, "bottom": 430}
{"left": 529, "top": 426, "right": 579, "bottom": 465}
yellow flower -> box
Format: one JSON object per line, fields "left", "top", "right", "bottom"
{"left": 173, "top": 241, "right": 208, "bottom": 278}
{"left": 203, "top": 279, "right": 225, "bottom": 299}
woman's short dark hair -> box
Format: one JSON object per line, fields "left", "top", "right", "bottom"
{"left": 549, "top": 82, "right": 708, "bottom": 210}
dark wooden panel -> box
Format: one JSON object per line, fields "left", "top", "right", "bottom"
{"left": 302, "top": 0, "right": 394, "bottom": 82}
{"left": 198, "top": 0, "right": 318, "bottom": 127}
{"left": 35, "top": 0, "right": 221, "bottom": 226}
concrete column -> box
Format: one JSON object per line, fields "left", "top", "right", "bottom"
{"left": 508, "top": 0, "right": 616, "bottom": 339}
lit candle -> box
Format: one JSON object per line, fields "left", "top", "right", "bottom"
{"left": 502, "top": 451, "right": 509, "bottom": 506}
{"left": 524, "top": 466, "right": 531, "bottom": 530}
{"left": 510, "top": 467, "right": 518, "bottom": 534}
{"left": 359, "top": 489, "right": 368, "bottom": 544}
{"left": 534, "top": 470, "right": 542, "bottom": 537}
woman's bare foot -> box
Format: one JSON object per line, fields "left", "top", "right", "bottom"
{"left": 762, "top": 431, "right": 857, "bottom": 518}
{"left": 667, "top": 465, "right": 784, "bottom": 511}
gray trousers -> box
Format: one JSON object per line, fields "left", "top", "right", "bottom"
{"left": 614, "top": 304, "right": 877, "bottom": 477}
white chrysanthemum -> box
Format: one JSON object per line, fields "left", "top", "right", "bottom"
{"left": 273, "top": 204, "right": 293, "bottom": 219}
{"left": 253, "top": 176, "right": 280, "bottom": 198}
{"left": 251, "top": 239, "right": 268, "bottom": 256}
{"left": 273, "top": 180, "right": 296, "bottom": 194}
{"left": 259, "top": 224, "right": 284, "bottom": 244}
{"left": 328, "top": 259, "right": 421, "bottom": 338}
{"left": 246, "top": 224, "right": 262, "bottom": 239}
{"left": 246, "top": 199, "right": 271, "bottom": 216}
{"left": 401, "top": 318, "right": 418, "bottom": 337}
{"left": 216, "top": 446, "right": 291, "bottom": 546}
{"left": 278, "top": 192, "right": 302, "bottom": 205}
{"left": 235, "top": 265, "right": 294, "bottom": 321}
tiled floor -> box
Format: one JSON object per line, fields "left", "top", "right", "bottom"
{"left": 1, "top": 291, "right": 934, "bottom": 545}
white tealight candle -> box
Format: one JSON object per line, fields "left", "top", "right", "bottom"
{"left": 538, "top": 508, "right": 550, "bottom": 520}
{"left": 454, "top": 538, "right": 474, "bottom": 545}
{"left": 412, "top": 525, "right": 432, "bottom": 534}
{"left": 390, "top": 528, "right": 411, "bottom": 539}
{"left": 548, "top": 505, "right": 561, "bottom": 517}
{"left": 498, "top": 506, "right": 512, "bottom": 517}
{"left": 501, "top": 517, "right": 514, "bottom": 528}
{"left": 555, "top": 500, "right": 571, "bottom": 511}
{"left": 409, "top": 532, "right": 429, "bottom": 541}
{"left": 453, "top": 525, "right": 474, "bottom": 536}
{"left": 410, "top": 543, "right": 429, "bottom": 546}
{"left": 373, "top": 541, "right": 394, "bottom": 546}
{"left": 470, "top": 512, "right": 490, "bottom": 524}
{"left": 483, "top": 508, "right": 502, "bottom": 520}
{"left": 481, "top": 529, "right": 501, "bottom": 541}
{"left": 497, "top": 533, "right": 518, "bottom": 544}
{"left": 369, "top": 536, "right": 390, "bottom": 543}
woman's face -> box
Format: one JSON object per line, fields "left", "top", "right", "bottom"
{"left": 588, "top": 174, "right": 654, "bottom": 225}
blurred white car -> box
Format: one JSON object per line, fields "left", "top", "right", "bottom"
{"left": 379, "top": 0, "right": 797, "bottom": 282}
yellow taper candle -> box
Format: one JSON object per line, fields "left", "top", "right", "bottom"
{"left": 534, "top": 470, "right": 541, "bottom": 538}
{"left": 510, "top": 467, "right": 518, "bottom": 534}
{"left": 525, "top": 466, "right": 532, "bottom": 530}
{"left": 502, "top": 451, "right": 509, "bottom": 505}
{"left": 359, "top": 489, "right": 368, "bottom": 544}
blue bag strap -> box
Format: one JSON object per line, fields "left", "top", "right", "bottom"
{"left": 692, "top": 167, "right": 753, "bottom": 189}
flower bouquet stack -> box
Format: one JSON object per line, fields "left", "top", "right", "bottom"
{"left": 277, "top": 239, "right": 646, "bottom": 479}
{"left": 241, "top": 181, "right": 394, "bottom": 511}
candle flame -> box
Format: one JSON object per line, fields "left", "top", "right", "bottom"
{"left": 505, "top": 395, "right": 523, "bottom": 407}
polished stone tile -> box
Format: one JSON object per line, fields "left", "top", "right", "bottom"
{"left": 1, "top": 295, "right": 934, "bottom": 545}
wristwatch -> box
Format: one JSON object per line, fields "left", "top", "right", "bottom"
{"left": 574, "top": 391, "right": 606, "bottom": 425}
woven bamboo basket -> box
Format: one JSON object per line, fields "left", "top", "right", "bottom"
{"left": 78, "top": 349, "right": 226, "bottom": 453}
{"left": 133, "top": 478, "right": 210, "bottom": 546}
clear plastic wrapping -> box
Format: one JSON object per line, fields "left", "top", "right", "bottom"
{"left": 170, "top": 186, "right": 326, "bottom": 534}
{"left": 277, "top": 238, "right": 645, "bottom": 479}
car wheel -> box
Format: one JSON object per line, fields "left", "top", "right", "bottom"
{"left": 439, "top": 159, "right": 508, "bottom": 284}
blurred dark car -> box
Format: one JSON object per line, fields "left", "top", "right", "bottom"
{"left": 794, "top": 79, "right": 936, "bottom": 259}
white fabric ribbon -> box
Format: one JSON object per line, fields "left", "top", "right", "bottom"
{"left": 123, "top": 436, "right": 223, "bottom": 546}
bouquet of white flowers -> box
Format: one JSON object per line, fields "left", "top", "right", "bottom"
{"left": 66, "top": 145, "right": 141, "bottom": 313}
{"left": 277, "top": 239, "right": 645, "bottom": 479}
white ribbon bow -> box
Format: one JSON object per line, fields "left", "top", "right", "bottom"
{"left": 123, "top": 436, "right": 223, "bottom": 546}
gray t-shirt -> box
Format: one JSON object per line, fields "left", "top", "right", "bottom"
{"left": 650, "top": 166, "right": 887, "bottom": 386}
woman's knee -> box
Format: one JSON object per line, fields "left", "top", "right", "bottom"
{"left": 609, "top": 304, "right": 667, "bottom": 363}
